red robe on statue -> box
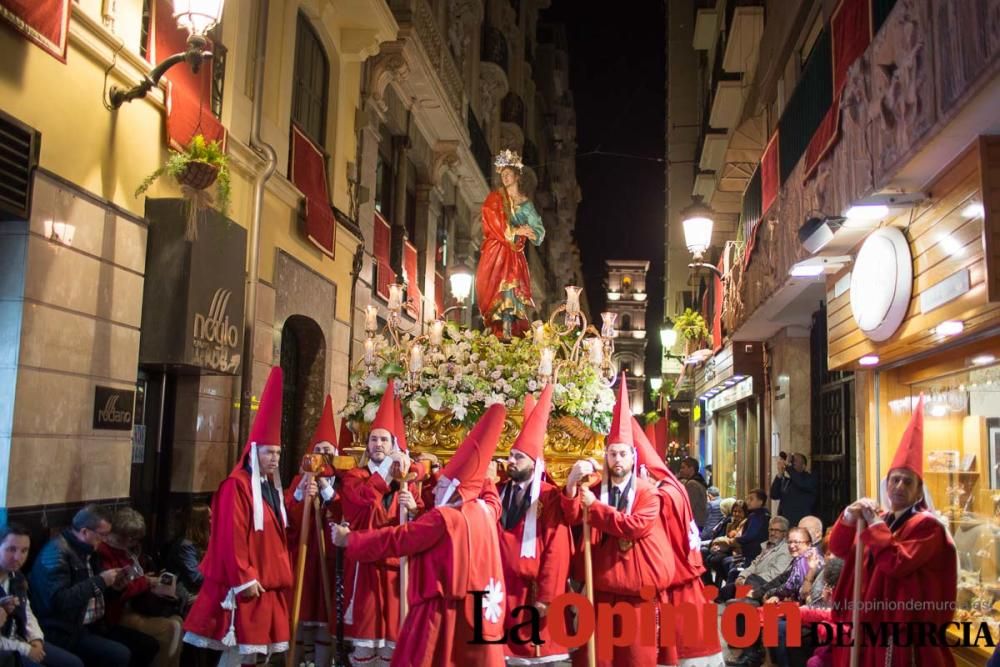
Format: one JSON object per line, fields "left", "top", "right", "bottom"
{"left": 828, "top": 510, "right": 957, "bottom": 667}
{"left": 183, "top": 468, "right": 294, "bottom": 654}
{"left": 285, "top": 473, "right": 341, "bottom": 626}
{"left": 496, "top": 480, "right": 572, "bottom": 664}
{"left": 562, "top": 478, "right": 663, "bottom": 667}
{"left": 476, "top": 190, "right": 534, "bottom": 338}
{"left": 338, "top": 465, "right": 423, "bottom": 649}
{"left": 346, "top": 481, "right": 506, "bottom": 667}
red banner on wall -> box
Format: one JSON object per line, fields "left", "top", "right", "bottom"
{"left": 0, "top": 0, "right": 70, "bottom": 62}
{"left": 151, "top": 0, "right": 225, "bottom": 149}
{"left": 804, "top": 0, "right": 872, "bottom": 179}
{"left": 290, "top": 124, "right": 336, "bottom": 258}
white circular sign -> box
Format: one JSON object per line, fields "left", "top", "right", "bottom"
{"left": 850, "top": 227, "right": 912, "bottom": 342}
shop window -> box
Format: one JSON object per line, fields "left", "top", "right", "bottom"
{"left": 875, "top": 349, "right": 1000, "bottom": 638}
{"left": 291, "top": 13, "right": 329, "bottom": 147}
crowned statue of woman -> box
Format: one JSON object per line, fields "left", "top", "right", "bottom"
{"left": 475, "top": 149, "right": 546, "bottom": 340}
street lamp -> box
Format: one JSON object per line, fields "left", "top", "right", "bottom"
{"left": 659, "top": 318, "right": 677, "bottom": 350}
{"left": 681, "top": 196, "right": 723, "bottom": 279}
{"left": 109, "top": 0, "right": 225, "bottom": 108}
{"left": 649, "top": 377, "right": 663, "bottom": 392}
{"left": 448, "top": 260, "right": 474, "bottom": 301}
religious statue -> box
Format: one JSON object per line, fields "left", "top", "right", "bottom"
{"left": 475, "top": 149, "right": 545, "bottom": 340}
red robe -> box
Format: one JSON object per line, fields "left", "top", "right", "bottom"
{"left": 561, "top": 478, "right": 662, "bottom": 667}
{"left": 346, "top": 480, "right": 506, "bottom": 667}
{"left": 828, "top": 510, "right": 957, "bottom": 667}
{"left": 337, "top": 466, "right": 423, "bottom": 648}
{"left": 183, "top": 469, "right": 293, "bottom": 654}
{"left": 653, "top": 481, "right": 722, "bottom": 664}
{"left": 475, "top": 190, "right": 533, "bottom": 337}
{"left": 285, "top": 473, "right": 341, "bottom": 626}
{"left": 496, "top": 480, "right": 572, "bottom": 664}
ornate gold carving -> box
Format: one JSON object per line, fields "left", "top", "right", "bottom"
{"left": 353, "top": 409, "right": 604, "bottom": 484}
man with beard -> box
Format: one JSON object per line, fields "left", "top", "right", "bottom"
{"left": 183, "top": 366, "right": 293, "bottom": 666}
{"left": 285, "top": 395, "right": 342, "bottom": 667}
{"left": 633, "top": 420, "right": 724, "bottom": 667}
{"left": 338, "top": 382, "right": 422, "bottom": 666}
{"left": 332, "top": 404, "right": 508, "bottom": 667}
{"left": 496, "top": 385, "right": 572, "bottom": 665}
{"left": 562, "top": 375, "right": 665, "bottom": 667}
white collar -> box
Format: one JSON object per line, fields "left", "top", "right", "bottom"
{"left": 611, "top": 473, "right": 632, "bottom": 492}
{"left": 368, "top": 456, "right": 394, "bottom": 482}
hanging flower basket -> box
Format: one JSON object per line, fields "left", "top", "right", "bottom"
{"left": 177, "top": 160, "right": 220, "bottom": 191}
{"left": 134, "top": 135, "right": 232, "bottom": 241}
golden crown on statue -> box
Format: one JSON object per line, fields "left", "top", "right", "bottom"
{"left": 494, "top": 149, "right": 524, "bottom": 173}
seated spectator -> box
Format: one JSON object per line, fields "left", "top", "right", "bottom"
{"left": 701, "top": 487, "right": 722, "bottom": 540}
{"left": 163, "top": 504, "right": 210, "bottom": 599}
{"left": 98, "top": 508, "right": 183, "bottom": 667}
{"left": 701, "top": 497, "right": 736, "bottom": 545}
{"left": 798, "top": 516, "right": 824, "bottom": 550}
{"left": 704, "top": 501, "right": 746, "bottom": 587}
{"left": 718, "top": 517, "right": 792, "bottom": 601}
{"left": 0, "top": 524, "right": 83, "bottom": 666}
{"left": 759, "top": 527, "right": 813, "bottom": 603}
{"left": 29, "top": 505, "right": 159, "bottom": 667}
{"left": 733, "top": 489, "right": 770, "bottom": 565}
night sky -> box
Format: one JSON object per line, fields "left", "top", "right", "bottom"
{"left": 541, "top": 1, "right": 667, "bottom": 385}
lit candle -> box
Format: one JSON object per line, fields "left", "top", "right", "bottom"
{"left": 538, "top": 347, "right": 555, "bottom": 377}
{"left": 565, "top": 286, "right": 583, "bottom": 317}
{"left": 364, "top": 338, "right": 375, "bottom": 365}
{"left": 532, "top": 321, "right": 545, "bottom": 346}
{"left": 365, "top": 305, "right": 378, "bottom": 333}
{"left": 388, "top": 283, "right": 403, "bottom": 313}
{"left": 588, "top": 339, "right": 604, "bottom": 366}
{"left": 601, "top": 311, "right": 617, "bottom": 338}
{"left": 410, "top": 344, "right": 424, "bottom": 372}
{"left": 429, "top": 320, "right": 445, "bottom": 346}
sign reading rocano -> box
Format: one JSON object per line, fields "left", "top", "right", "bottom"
{"left": 93, "top": 385, "right": 135, "bottom": 431}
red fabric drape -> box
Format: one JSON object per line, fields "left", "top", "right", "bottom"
{"left": 290, "top": 125, "right": 336, "bottom": 258}
{"left": 404, "top": 241, "right": 421, "bottom": 319}
{"left": 373, "top": 214, "right": 395, "bottom": 300}
{"left": 434, "top": 271, "right": 445, "bottom": 317}
{"left": 0, "top": 0, "right": 69, "bottom": 62}
{"left": 151, "top": 0, "right": 225, "bottom": 148}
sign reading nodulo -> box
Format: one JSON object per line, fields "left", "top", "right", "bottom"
{"left": 191, "top": 287, "right": 241, "bottom": 372}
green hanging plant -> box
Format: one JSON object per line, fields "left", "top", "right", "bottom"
{"left": 135, "top": 135, "right": 231, "bottom": 240}
{"left": 673, "top": 308, "right": 709, "bottom": 344}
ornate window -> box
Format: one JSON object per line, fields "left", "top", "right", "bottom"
{"left": 291, "top": 13, "right": 329, "bottom": 146}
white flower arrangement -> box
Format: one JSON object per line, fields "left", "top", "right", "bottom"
{"left": 342, "top": 323, "right": 615, "bottom": 434}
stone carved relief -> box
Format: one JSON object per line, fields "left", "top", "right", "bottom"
{"left": 931, "top": 0, "right": 1000, "bottom": 121}
{"left": 478, "top": 62, "right": 509, "bottom": 117}
{"left": 430, "top": 142, "right": 461, "bottom": 186}
{"left": 499, "top": 122, "right": 525, "bottom": 153}
{"left": 868, "top": 0, "right": 934, "bottom": 187}
{"left": 369, "top": 50, "right": 410, "bottom": 113}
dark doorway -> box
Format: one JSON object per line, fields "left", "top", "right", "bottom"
{"left": 279, "top": 316, "right": 327, "bottom": 482}
{"left": 810, "top": 304, "right": 856, "bottom": 530}
{"left": 130, "top": 368, "right": 177, "bottom": 546}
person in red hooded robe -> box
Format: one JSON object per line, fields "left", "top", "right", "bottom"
{"left": 285, "top": 394, "right": 343, "bottom": 667}
{"left": 828, "top": 395, "right": 957, "bottom": 667}
{"left": 332, "top": 403, "right": 509, "bottom": 667}
{"left": 337, "top": 381, "right": 424, "bottom": 666}
{"left": 633, "top": 418, "right": 724, "bottom": 667}
{"left": 496, "top": 386, "right": 572, "bottom": 665}
{"left": 562, "top": 374, "right": 670, "bottom": 667}
{"left": 182, "top": 366, "right": 293, "bottom": 666}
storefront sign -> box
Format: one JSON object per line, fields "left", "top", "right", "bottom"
{"left": 850, "top": 227, "right": 912, "bottom": 342}
{"left": 140, "top": 200, "right": 246, "bottom": 375}
{"left": 93, "top": 386, "right": 135, "bottom": 430}
{"left": 920, "top": 269, "right": 970, "bottom": 314}
{"left": 707, "top": 377, "right": 753, "bottom": 414}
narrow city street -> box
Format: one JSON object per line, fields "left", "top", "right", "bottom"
{"left": 1, "top": 1, "right": 999, "bottom": 666}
